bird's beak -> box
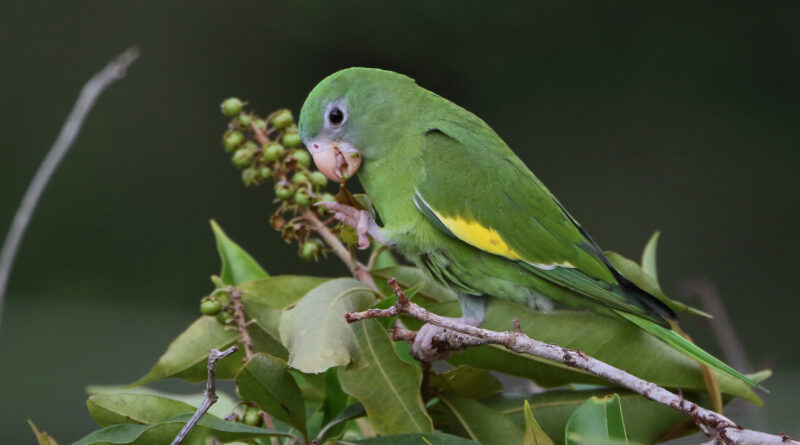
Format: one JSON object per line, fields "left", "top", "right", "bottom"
{"left": 306, "top": 140, "right": 362, "bottom": 183}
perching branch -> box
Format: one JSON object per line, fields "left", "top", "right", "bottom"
{"left": 171, "top": 346, "right": 239, "bottom": 445}
{"left": 345, "top": 278, "right": 797, "bottom": 445}
{"left": 0, "top": 47, "right": 140, "bottom": 331}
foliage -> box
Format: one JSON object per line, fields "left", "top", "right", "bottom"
{"left": 32, "top": 103, "right": 768, "bottom": 444}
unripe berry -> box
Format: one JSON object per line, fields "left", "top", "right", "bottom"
{"left": 310, "top": 171, "right": 328, "bottom": 187}
{"left": 292, "top": 172, "right": 309, "bottom": 184}
{"left": 232, "top": 148, "right": 255, "bottom": 168}
{"left": 270, "top": 110, "right": 294, "bottom": 130}
{"left": 294, "top": 189, "right": 310, "bottom": 206}
{"left": 274, "top": 184, "right": 293, "bottom": 200}
{"left": 200, "top": 299, "right": 222, "bottom": 316}
{"left": 300, "top": 239, "right": 322, "bottom": 261}
{"left": 252, "top": 119, "right": 267, "bottom": 132}
{"left": 243, "top": 407, "right": 262, "bottom": 426}
{"left": 223, "top": 130, "right": 245, "bottom": 152}
{"left": 216, "top": 310, "right": 234, "bottom": 325}
{"left": 263, "top": 143, "right": 285, "bottom": 162}
{"left": 238, "top": 114, "right": 251, "bottom": 127}
{"left": 220, "top": 97, "right": 243, "bottom": 117}
{"left": 242, "top": 168, "right": 259, "bottom": 186}
{"left": 242, "top": 141, "right": 258, "bottom": 151}
{"left": 291, "top": 149, "right": 311, "bottom": 167}
{"left": 282, "top": 131, "right": 302, "bottom": 148}
{"left": 260, "top": 167, "right": 272, "bottom": 180}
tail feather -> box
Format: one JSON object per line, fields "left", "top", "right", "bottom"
{"left": 616, "top": 311, "right": 767, "bottom": 392}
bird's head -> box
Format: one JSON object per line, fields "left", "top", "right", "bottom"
{"left": 298, "top": 67, "right": 417, "bottom": 183}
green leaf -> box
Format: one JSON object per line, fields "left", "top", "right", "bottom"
{"left": 429, "top": 366, "right": 502, "bottom": 399}
{"left": 524, "top": 400, "right": 555, "bottom": 445}
{"left": 85, "top": 385, "right": 238, "bottom": 420}
{"left": 640, "top": 231, "right": 660, "bottom": 281}
{"left": 339, "top": 319, "right": 434, "bottom": 435}
{"left": 332, "top": 432, "right": 480, "bottom": 445}
{"left": 130, "top": 316, "right": 244, "bottom": 386}
{"left": 239, "top": 275, "right": 328, "bottom": 339}
{"left": 315, "top": 402, "right": 367, "bottom": 443}
{"left": 72, "top": 413, "right": 290, "bottom": 445}
{"left": 28, "top": 420, "right": 58, "bottom": 445}
{"left": 446, "top": 300, "right": 760, "bottom": 404}
{"left": 484, "top": 388, "right": 706, "bottom": 444}
{"left": 87, "top": 394, "right": 195, "bottom": 426}
{"left": 236, "top": 353, "right": 307, "bottom": 435}
{"left": 373, "top": 265, "right": 457, "bottom": 303}
{"left": 279, "top": 278, "right": 378, "bottom": 373}
{"left": 436, "top": 395, "right": 524, "bottom": 445}
{"left": 565, "top": 394, "right": 628, "bottom": 445}
{"left": 605, "top": 251, "right": 711, "bottom": 319}
{"left": 211, "top": 219, "right": 269, "bottom": 285}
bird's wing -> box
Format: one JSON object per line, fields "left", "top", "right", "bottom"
{"left": 414, "top": 117, "right": 672, "bottom": 323}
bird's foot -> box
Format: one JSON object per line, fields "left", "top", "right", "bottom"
{"left": 316, "top": 201, "right": 387, "bottom": 249}
{"left": 411, "top": 317, "right": 482, "bottom": 363}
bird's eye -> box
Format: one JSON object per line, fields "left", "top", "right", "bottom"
{"left": 328, "top": 107, "right": 344, "bottom": 126}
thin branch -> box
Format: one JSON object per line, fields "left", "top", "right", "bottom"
{"left": 345, "top": 278, "right": 796, "bottom": 445}
{"left": 0, "top": 47, "right": 140, "bottom": 331}
{"left": 230, "top": 288, "right": 255, "bottom": 359}
{"left": 171, "top": 346, "right": 239, "bottom": 445}
{"left": 301, "top": 208, "right": 376, "bottom": 289}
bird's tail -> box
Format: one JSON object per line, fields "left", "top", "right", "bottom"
{"left": 615, "top": 311, "right": 767, "bottom": 392}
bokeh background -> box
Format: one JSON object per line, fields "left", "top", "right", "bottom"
{"left": 1, "top": 1, "right": 797, "bottom": 442}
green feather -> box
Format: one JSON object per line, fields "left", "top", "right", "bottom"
{"left": 616, "top": 311, "right": 767, "bottom": 392}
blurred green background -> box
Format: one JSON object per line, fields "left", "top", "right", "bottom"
{"left": 1, "top": 1, "right": 797, "bottom": 442}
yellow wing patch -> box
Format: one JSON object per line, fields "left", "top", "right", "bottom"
{"left": 414, "top": 191, "right": 576, "bottom": 270}
{"left": 430, "top": 209, "right": 523, "bottom": 260}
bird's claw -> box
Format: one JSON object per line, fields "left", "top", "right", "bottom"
{"left": 316, "top": 201, "right": 382, "bottom": 249}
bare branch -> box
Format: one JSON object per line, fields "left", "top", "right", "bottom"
{"left": 0, "top": 47, "right": 140, "bottom": 330}
{"left": 345, "top": 278, "right": 795, "bottom": 445}
{"left": 171, "top": 346, "right": 239, "bottom": 445}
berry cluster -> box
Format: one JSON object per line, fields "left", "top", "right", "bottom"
{"left": 219, "top": 98, "right": 334, "bottom": 262}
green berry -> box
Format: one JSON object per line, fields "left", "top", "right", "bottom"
{"left": 238, "top": 114, "right": 252, "bottom": 127}
{"left": 270, "top": 110, "right": 294, "bottom": 130}
{"left": 263, "top": 143, "right": 285, "bottom": 162}
{"left": 253, "top": 119, "right": 267, "bottom": 131}
{"left": 220, "top": 97, "right": 243, "bottom": 117}
{"left": 310, "top": 171, "right": 328, "bottom": 187}
{"left": 242, "top": 168, "right": 259, "bottom": 186}
{"left": 232, "top": 148, "right": 255, "bottom": 168}
{"left": 300, "top": 239, "right": 322, "bottom": 261}
{"left": 243, "top": 408, "right": 262, "bottom": 426}
{"left": 200, "top": 299, "right": 222, "bottom": 316}
{"left": 242, "top": 140, "right": 258, "bottom": 151}
{"left": 294, "top": 189, "right": 310, "bottom": 206}
{"left": 216, "top": 310, "right": 234, "bottom": 325}
{"left": 223, "top": 130, "right": 245, "bottom": 152}
{"left": 282, "top": 131, "right": 302, "bottom": 148}
{"left": 291, "top": 149, "right": 311, "bottom": 167}
{"left": 275, "top": 184, "right": 293, "bottom": 200}
{"left": 260, "top": 167, "right": 272, "bottom": 180}
{"left": 292, "top": 172, "right": 309, "bottom": 184}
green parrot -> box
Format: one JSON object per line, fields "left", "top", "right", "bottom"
{"left": 297, "top": 67, "right": 761, "bottom": 390}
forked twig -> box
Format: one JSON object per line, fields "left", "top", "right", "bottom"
{"left": 171, "top": 346, "right": 239, "bottom": 445}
